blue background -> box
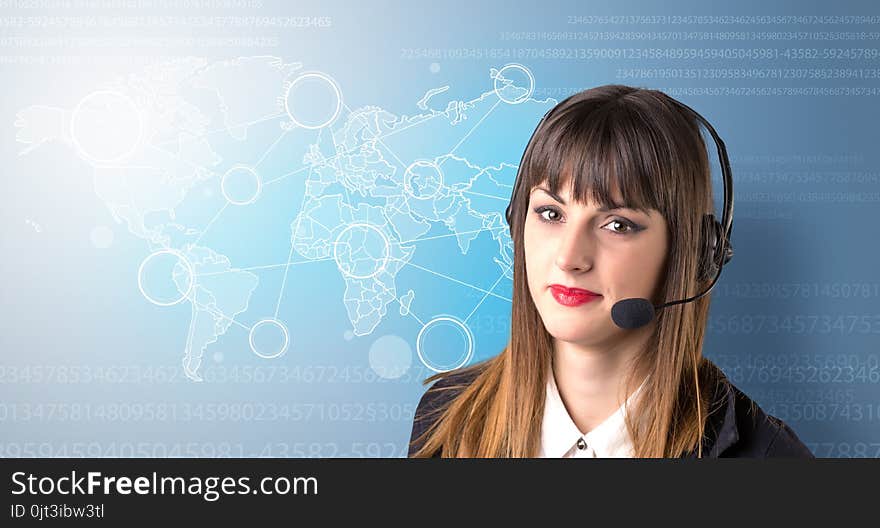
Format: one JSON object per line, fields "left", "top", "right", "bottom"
{"left": 2, "top": 0, "right": 879, "bottom": 457}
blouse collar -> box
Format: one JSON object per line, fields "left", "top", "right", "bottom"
{"left": 540, "top": 369, "right": 649, "bottom": 458}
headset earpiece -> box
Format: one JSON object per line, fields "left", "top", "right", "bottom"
{"left": 698, "top": 213, "right": 734, "bottom": 282}
{"left": 698, "top": 214, "right": 720, "bottom": 282}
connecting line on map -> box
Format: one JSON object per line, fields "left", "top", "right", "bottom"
{"left": 146, "top": 143, "right": 221, "bottom": 178}
{"left": 273, "top": 144, "right": 325, "bottom": 319}
{"left": 460, "top": 190, "right": 510, "bottom": 202}
{"left": 185, "top": 299, "right": 198, "bottom": 361}
{"left": 193, "top": 227, "right": 507, "bottom": 277}
{"left": 437, "top": 96, "right": 502, "bottom": 168}
{"left": 387, "top": 257, "right": 511, "bottom": 304}
{"left": 194, "top": 258, "right": 336, "bottom": 278}
{"left": 463, "top": 262, "right": 513, "bottom": 325}
{"left": 264, "top": 164, "right": 310, "bottom": 186}
{"left": 150, "top": 111, "right": 288, "bottom": 149}
{"left": 274, "top": 242, "right": 298, "bottom": 320}
{"left": 397, "top": 226, "right": 507, "bottom": 245}
{"left": 376, "top": 282, "right": 426, "bottom": 327}
{"left": 254, "top": 125, "right": 293, "bottom": 170}
{"left": 17, "top": 137, "right": 52, "bottom": 157}
{"left": 192, "top": 202, "right": 230, "bottom": 247}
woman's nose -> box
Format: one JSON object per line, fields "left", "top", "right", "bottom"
{"left": 554, "top": 226, "right": 594, "bottom": 272}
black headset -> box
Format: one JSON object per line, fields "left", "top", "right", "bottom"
{"left": 504, "top": 93, "right": 735, "bottom": 328}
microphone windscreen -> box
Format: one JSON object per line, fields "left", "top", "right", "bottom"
{"left": 611, "top": 298, "right": 656, "bottom": 329}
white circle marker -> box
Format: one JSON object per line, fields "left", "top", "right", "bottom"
{"left": 333, "top": 223, "right": 391, "bottom": 280}
{"left": 284, "top": 71, "right": 343, "bottom": 130}
{"left": 249, "top": 318, "right": 290, "bottom": 359}
{"left": 70, "top": 90, "right": 144, "bottom": 164}
{"left": 493, "top": 63, "right": 535, "bottom": 105}
{"left": 416, "top": 315, "right": 474, "bottom": 373}
{"left": 221, "top": 165, "right": 261, "bottom": 205}
{"left": 137, "top": 249, "right": 195, "bottom": 307}
{"left": 403, "top": 160, "right": 444, "bottom": 200}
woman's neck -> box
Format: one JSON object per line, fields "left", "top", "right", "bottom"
{"left": 550, "top": 330, "right": 652, "bottom": 434}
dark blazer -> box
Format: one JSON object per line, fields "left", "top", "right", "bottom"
{"left": 408, "top": 364, "right": 815, "bottom": 458}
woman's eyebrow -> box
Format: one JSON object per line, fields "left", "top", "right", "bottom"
{"left": 531, "top": 187, "right": 569, "bottom": 205}
{"left": 531, "top": 186, "right": 646, "bottom": 213}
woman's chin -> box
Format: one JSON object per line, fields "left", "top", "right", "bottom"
{"left": 542, "top": 319, "right": 611, "bottom": 345}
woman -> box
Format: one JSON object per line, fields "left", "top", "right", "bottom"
{"left": 407, "top": 84, "right": 813, "bottom": 458}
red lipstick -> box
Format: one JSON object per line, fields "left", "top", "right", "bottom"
{"left": 549, "top": 285, "right": 602, "bottom": 307}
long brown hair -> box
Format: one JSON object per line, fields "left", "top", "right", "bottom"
{"left": 410, "top": 84, "right": 728, "bottom": 458}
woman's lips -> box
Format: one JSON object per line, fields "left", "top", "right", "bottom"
{"left": 549, "top": 285, "right": 602, "bottom": 307}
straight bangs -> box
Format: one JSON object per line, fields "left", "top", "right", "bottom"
{"left": 522, "top": 100, "right": 672, "bottom": 218}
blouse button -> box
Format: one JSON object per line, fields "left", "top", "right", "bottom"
{"left": 576, "top": 438, "right": 587, "bottom": 450}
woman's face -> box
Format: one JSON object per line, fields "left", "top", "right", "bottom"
{"left": 524, "top": 178, "right": 669, "bottom": 348}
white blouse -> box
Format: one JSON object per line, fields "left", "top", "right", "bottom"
{"left": 538, "top": 370, "right": 649, "bottom": 458}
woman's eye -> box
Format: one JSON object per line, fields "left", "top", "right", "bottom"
{"left": 602, "top": 219, "right": 636, "bottom": 235}
{"left": 533, "top": 206, "right": 640, "bottom": 235}
{"left": 534, "top": 206, "right": 561, "bottom": 223}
